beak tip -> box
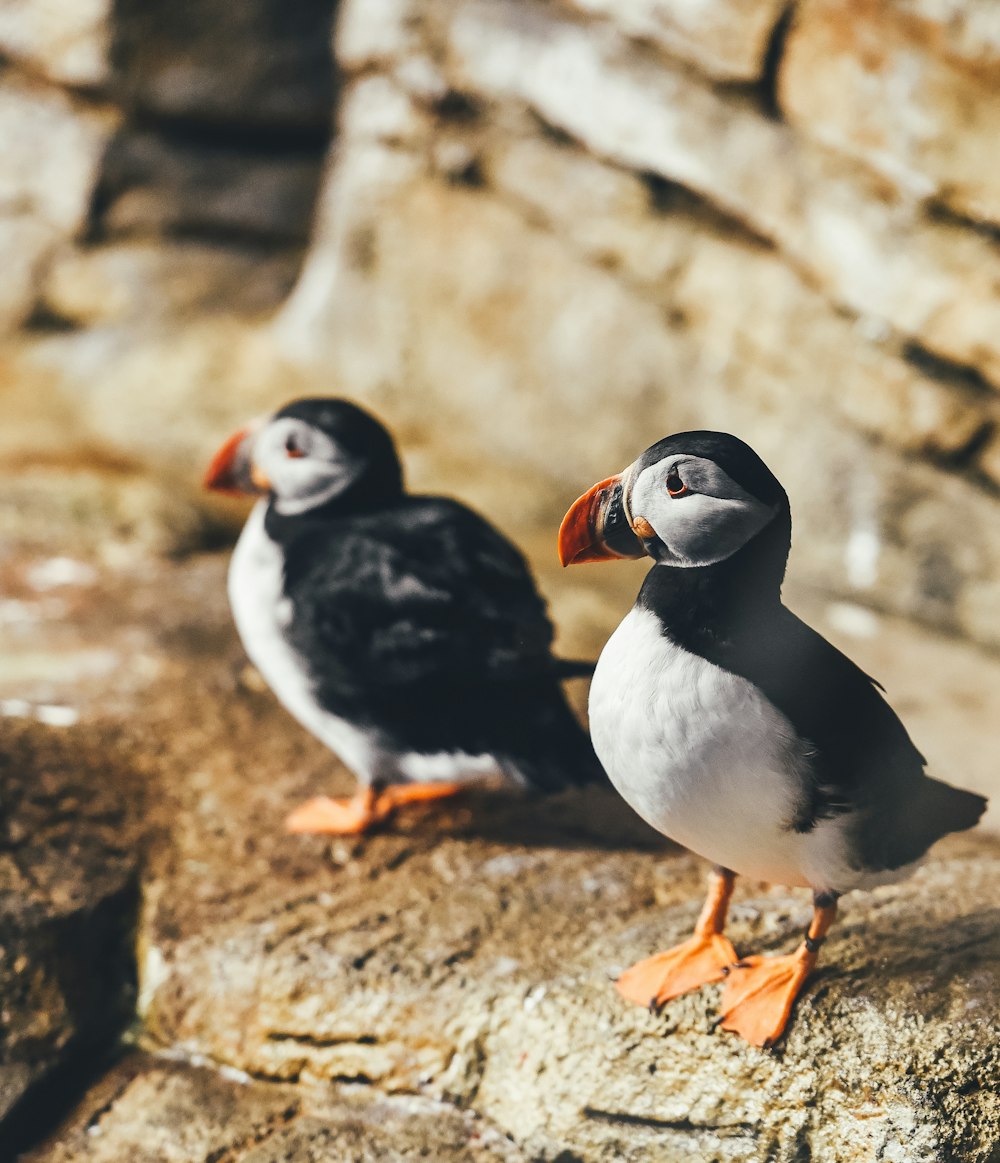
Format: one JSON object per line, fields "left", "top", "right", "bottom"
{"left": 558, "top": 473, "right": 629, "bottom": 568}
{"left": 203, "top": 424, "right": 256, "bottom": 496}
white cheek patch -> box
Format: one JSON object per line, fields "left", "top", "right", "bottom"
{"left": 631, "top": 458, "right": 778, "bottom": 568}
{"left": 254, "top": 419, "right": 360, "bottom": 515}
{"left": 273, "top": 463, "right": 357, "bottom": 516}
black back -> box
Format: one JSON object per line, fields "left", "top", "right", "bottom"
{"left": 267, "top": 483, "right": 602, "bottom": 792}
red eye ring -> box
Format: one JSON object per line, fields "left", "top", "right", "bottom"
{"left": 666, "top": 472, "right": 688, "bottom": 497}
{"left": 285, "top": 436, "right": 306, "bottom": 459}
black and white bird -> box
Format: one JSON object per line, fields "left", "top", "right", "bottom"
{"left": 559, "top": 431, "right": 987, "bottom": 1046}
{"left": 204, "top": 397, "right": 601, "bottom": 834}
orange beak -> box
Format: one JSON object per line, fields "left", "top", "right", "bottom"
{"left": 203, "top": 423, "right": 267, "bottom": 495}
{"left": 558, "top": 472, "right": 646, "bottom": 566}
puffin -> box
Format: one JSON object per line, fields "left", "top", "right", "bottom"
{"left": 558, "top": 431, "right": 987, "bottom": 1046}
{"left": 203, "top": 396, "right": 601, "bottom": 835}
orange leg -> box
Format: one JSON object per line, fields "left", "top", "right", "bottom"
{"left": 284, "top": 782, "right": 466, "bottom": 836}
{"left": 617, "top": 868, "right": 739, "bottom": 1009}
{"left": 719, "top": 893, "right": 838, "bottom": 1047}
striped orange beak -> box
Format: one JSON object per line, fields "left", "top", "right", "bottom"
{"left": 203, "top": 421, "right": 268, "bottom": 495}
{"left": 558, "top": 472, "right": 645, "bottom": 566}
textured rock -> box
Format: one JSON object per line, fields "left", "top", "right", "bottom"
{"left": 3, "top": 0, "right": 1000, "bottom": 645}
{"left": 434, "top": 0, "right": 1000, "bottom": 393}
{"left": 133, "top": 680, "right": 999, "bottom": 1163}
{"left": 40, "top": 241, "right": 302, "bottom": 327}
{"left": 138, "top": 816, "right": 998, "bottom": 1162}
{"left": 0, "top": 72, "right": 117, "bottom": 331}
{"left": 0, "top": 0, "right": 110, "bottom": 87}
{"left": 279, "top": 136, "right": 1000, "bottom": 648}
{"left": 977, "top": 428, "right": 1000, "bottom": 490}
{"left": 781, "top": 0, "right": 1000, "bottom": 225}
{"left": 1, "top": 549, "right": 997, "bottom": 1160}
{"left": 566, "top": 0, "right": 788, "bottom": 81}
{"left": 6, "top": 319, "right": 284, "bottom": 475}
{"left": 903, "top": 0, "right": 1000, "bottom": 66}
{"left": 110, "top": 0, "right": 338, "bottom": 128}
{"left": 24, "top": 1054, "right": 527, "bottom": 1162}
{"left": 0, "top": 460, "right": 227, "bottom": 559}
{"left": 0, "top": 722, "right": 137, "bottom": 1129}
{"left": 0, "top": 74, "right": 113, "bottom": 237}
{"left": 95, "top": 127, "right": 324, "bottom": 244}
{"left": 124, "top": 616, "right": 998, "bottom": 1162}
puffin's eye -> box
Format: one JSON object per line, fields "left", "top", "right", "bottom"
{"left": 666, "top": 471, "right": 688, "bottom": 497}
{"left": 285, "top": 433, "right": 307, "bottom": 459}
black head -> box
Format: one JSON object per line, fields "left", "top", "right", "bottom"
{"left": 205, "top": 397, "right": 404, "bottom": 516}
{"left": 631, "top": 431, "right": 787, "bottom": 512}
{"left": 559, "top": 430, "right": 791, "bottom": 587}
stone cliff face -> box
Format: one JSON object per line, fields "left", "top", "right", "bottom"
{"left": 2, "top": 0, "right": 1000, "bottom": 650}
{"left": 1, "top": 550, "right": 997, "bottom": 1162}
{"left": 2, "top": 8, "right": 1000, "bottom": 1154}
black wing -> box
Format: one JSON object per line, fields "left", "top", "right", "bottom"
{"left": 282, "top": 497, "right": 556, "bottom": 695}
{"left": 710, "top": 605, "right": 984, "bottom": 870}
{"left": 280, "top": 497, "right": 602, "bottom": 788}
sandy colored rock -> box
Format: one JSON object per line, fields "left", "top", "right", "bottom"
{"left": 567, "top": 0, "right": 788, "bottom": 81}
{"left": 0, "top": 547, "right": 996, "bottom": 1159}
{"left": 6, "top": 318, "right": 287, "bottom": 476}
{"left": 336, "top": 0, "right": 425, "bottom": 74}
{"left": 976, "top": 428, "right": 1000, "bottom": 490}
{"left": 0, "top": 462, "right": 228, "bottom": 559}
{"left": 0, "top": 73, "right": 114, "bottom": 238}
{"left": 438, "top": 0, "right": 1000, "bottom": 394}
{"left": 0, "top": 0, "right": 110, "bottom": 87}
{"left": 4, "top": 107, "right": 1000, "bottom": 644}
{"left": 2, "top": 0, "right": 1000, "bottom": 654}
{"left": 781, "top": 0, "right": 1000, "bottom": 225}
{"left": 0, "top": 71, "right": 118, "bottom": 331}
{"left": 279, "top": 142, "right": 1000, "bottom": 648}
{"left": 123, "top": 642, "right": 996, "bottom": 1163}
{"left": 40, "top": 241, "right": 303, "bottom": 328}
{"left": 24, "top": 1053, "right": 527, "bottom": 1163}
{"left": 879, "top": 0, "right": 1000, "bottom": 68}
{"left": 0, "top": 721, "right": 137, "bottom": 1130}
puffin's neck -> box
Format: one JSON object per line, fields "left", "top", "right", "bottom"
{"left": 637, "top": 508, "right": 791, "bottom": 652}
{"left": 263, "top": 476, "right": 405, "bottom": 547}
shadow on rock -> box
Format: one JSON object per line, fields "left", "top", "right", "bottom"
{"left": 383, "top": 783, "right": 671, "bottom": 854}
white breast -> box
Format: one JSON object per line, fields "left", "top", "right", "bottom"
{"left": 589, "top": 606, "right": 864, "bottom": 891}
{"left": 229, "top": 502, "right": 379, "bottom": 782}
{"left": 228, "top": 503, "right": 509, "bottom": 790}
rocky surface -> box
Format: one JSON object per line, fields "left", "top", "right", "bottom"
{"left": 782, "top": 0, "right": 1000, "bottom": 225}
{"left": 0, "top": 547, "right": 997, "bottom": 1160}
{"left": 23, "top": 1054, "right": 527, "bottom": 1163}
{"left": 0, "top": 720, "right": 138, "bottom": 1132}
{"left": 3, "top": 1, "right": 1000, "bottom": 1150}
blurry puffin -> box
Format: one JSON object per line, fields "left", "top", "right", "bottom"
{"left": 559, "top": 431, "right": 986, "bottom": 1046}
{"left": 204, "top": 397, "right": 601, "bottom": 835}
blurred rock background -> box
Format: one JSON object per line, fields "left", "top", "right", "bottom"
{"left": 3, "top": 3, "right": 1000, "bottom": 1159}
{"left": 2, "top": 0, "right": 1000, "bottom": 652}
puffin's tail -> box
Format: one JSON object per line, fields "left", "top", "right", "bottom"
{"left": 894, "top": 778, "right": 987, "bottom": 867}
{"left": 926, "top": 779, "right": 988, "bottom": 836}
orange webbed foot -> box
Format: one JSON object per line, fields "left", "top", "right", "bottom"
{"left": 617, "top": 931, "right": 738, "bottom": 1008}
{"left": 285, "top": 782, "right": 467, "bottom": 836}
{"left": 285, "top": 792, "right": 384, "bottom": 835}
{"left": 718, "top": 947, "right": 816, "bottom": 1047}
{"left": 376, "top": 781, "right": 466, "bottom": 811}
